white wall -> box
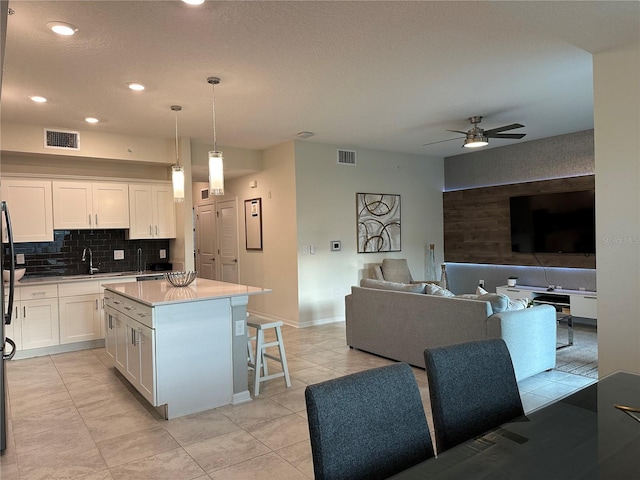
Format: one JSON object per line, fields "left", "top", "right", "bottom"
{"left": 593, "top": 41, "right": 640, "bottom": 376}
{"left": 294, "top": 141, "right": 444, "bottom": 326}
{"left": 225, "top": 141, "right": 300, "bottom": 324}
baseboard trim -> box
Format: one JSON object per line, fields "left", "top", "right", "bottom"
{"left": 12, "top": 339, "right": 106, "bottom": 360}
{"left": 232, "top": 391, "right": 252, "bottom": 405}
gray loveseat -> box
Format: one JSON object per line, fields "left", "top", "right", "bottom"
{"left": 345, "top": 280, "right": 557, "bottom": 381}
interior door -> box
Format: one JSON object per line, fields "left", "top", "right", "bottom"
{"left": 218, "top": 199, "right": 239, "bottom": 284}
{"left": 196, "top": 202, "right": 217, "bottom": 280}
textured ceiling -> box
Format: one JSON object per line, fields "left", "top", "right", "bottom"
{"left": 1, "top": 1, "right": 638, "bottom": 175}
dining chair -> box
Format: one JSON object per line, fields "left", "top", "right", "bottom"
{"left": 305, "top": 362, "right": 435, "bottom": 480}
{"left": 424, "top": 338, "right": 525, "bottom": 453}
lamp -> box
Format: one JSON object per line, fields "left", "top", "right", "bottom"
{"left": 171, "top": 105, "right": 185, "bottom": 203}
{"left": 207, "top": 76, "right": 224, "bottom": 196}
{"left": 463, "top": 134, "right": 489, "bottom": 148}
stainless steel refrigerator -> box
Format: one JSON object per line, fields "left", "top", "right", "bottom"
{"left": 1, "top": 201, "right": 16, "bottom": 453}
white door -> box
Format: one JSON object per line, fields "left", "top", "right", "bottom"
{"left": 196, "top": 202, "right": 217, "bottom": 280}
{"left": 218, "top": 199, "right": 239, "bottom": 284}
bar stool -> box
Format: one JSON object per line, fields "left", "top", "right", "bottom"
{"left": 247, "top": 315, "right": 291, "bottom": 396}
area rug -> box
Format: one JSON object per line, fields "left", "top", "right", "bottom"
{"left": 555, "top": 323, "right": 598, "bottom": 379}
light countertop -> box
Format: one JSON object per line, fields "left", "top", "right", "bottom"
{"left": 14, "top": 271, "right": 164, "bottom": 286}
{"left": 104, "top": 278, "right": 271, "bottom": 306}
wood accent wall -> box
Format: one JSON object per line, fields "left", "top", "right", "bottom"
{"left": 443, "top": 175, "right": 596, "bottom": 268}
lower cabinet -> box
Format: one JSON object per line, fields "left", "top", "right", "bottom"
{"left": 105, "top": 299, "right": 156, "bottom": 405}
{"left": 58, "top": 294, "right": 101, "bottom": 344}
{"left": 20, "top": 285, "right": 59, "bottom": 350}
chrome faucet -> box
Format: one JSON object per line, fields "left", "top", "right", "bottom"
{"left": 82, "top": 247, "right": 99, "bottom": 275}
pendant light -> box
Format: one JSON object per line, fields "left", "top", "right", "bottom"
{"left": 207, "top": 76, "right": 224, "bottom": 196}
{"left": 171, "top": 105, "right": 185, "bottom": 203}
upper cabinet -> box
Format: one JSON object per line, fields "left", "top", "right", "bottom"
{"left": 1, "top": 179, "right": 54, "bottom": 242}
{"left": 52, "top": 181, "right": 129, "bottom": 230}
{"left": 128, "top": 184, "right": 176, "bottom": 239}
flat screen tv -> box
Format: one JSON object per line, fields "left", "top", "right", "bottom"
{"left": 510, "top": 190, "right": 595, "bottom": 254}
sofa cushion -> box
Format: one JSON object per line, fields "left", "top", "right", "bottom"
{"left": 478, "top": 293, "right": 511, "bottom": 313}
{"left": 360, "top": 278, "right": 427, "bottom": 294}
{"left": 381, "top": 259, "right": 412, "bottom": 283}
{"left": 425, "top": 283, "right": 456, "bottom": 297}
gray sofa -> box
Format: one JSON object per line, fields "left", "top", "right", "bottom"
{"left": 345, "top": 281, "right": 557, "bottom": 381}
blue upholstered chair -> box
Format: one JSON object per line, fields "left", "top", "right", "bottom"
{"left": 424, "top": 338, "right": 525, "bottom": 454}
{"left": 305, "top": 362, "right": 435, "bottom": 480}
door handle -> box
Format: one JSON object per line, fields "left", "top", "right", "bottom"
{"left": 233, "top": 259, "right": 238, "bottom": 263}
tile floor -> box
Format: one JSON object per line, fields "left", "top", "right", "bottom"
{"left": 0, "top": 322, "right": 595, "bottom": 480}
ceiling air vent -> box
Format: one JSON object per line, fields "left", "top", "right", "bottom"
{"left": 44, "top": 129, "right": 80, "bottom": 150}
{"left": 337, "top": 149, "right": 356, "bottom": 166}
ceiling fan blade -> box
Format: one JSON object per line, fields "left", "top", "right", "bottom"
{"left": 422, "top": 136, "right": 464, "bottom": 147}
{"left": 487, "top": 133, "right": 527, "bottom": 140}
{"left": 445, "top": 129, "right": 468, "bottom": 135}
{"left": 483, "top": 123, "right": 525, "bottom": 135}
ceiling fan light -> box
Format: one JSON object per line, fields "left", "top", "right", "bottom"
{"left": 464, "top": 136, "right": 489, "bottom": 148}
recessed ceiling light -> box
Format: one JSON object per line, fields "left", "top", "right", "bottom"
{"left": 127, "top": 83, "right": 145, "bottom": 91}
{"left": 127, "top": 82, "right": 144, "bottom": 92}
{"left": 85, "top": 117, "right": 99, "bottom": 124}
{"left": 296, "top": 131, "right": 315, "bottom": 139}
{"left": 30, "top": 96, "right": 48, "bottom": 103}
{"left": 182, "top": 0, "right": 205, "bottom": 5}
{"left": 47, "top": 21, "right": 78, "bottom": 36}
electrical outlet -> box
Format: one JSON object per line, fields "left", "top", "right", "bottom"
{"left": 16, "top": 253, "right": 25, "bottom": 265}
{"left": 302, "top": 245, "right": 309, "bottom": 254}
{"left": 159, "top": 249, "right": 167, "bottom": 259}
{"left": 235, "top": 320, "right": 245, "bottom": 336}
{"left": 479, "top": 279, "right": 485, "bottom": 288}
{"left": 114, "top": 250, "right": 124, "bottom": 260}
{"left": 310, "top": 244, "right": 316, "bottom": 254}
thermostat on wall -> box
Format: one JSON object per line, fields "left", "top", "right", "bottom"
{"left": 330, "top": 240, "right": 341, "bottom": 251}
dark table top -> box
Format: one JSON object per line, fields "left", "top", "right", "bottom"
{"left": 390, "top": 371, "right": 640, "bottom": 479}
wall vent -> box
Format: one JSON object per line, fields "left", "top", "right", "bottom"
{"left": 337, "top": 149, "right": 356, "bottom": 166}
{"left": 44, "top": 129, "right": 80, "bottom": 150}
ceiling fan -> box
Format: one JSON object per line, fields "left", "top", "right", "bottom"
{"left": 423, "top": 116, "right": 526, "bottom": 149}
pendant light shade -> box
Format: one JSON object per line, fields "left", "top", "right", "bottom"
{"left": 207, "top": 77, "right": 224, "bottom": 196}
{"left": 170, "top": 105, "right": 185, "bottom": 203}
{"left": 208, "top": 151, "right": 224, "bottom": 196}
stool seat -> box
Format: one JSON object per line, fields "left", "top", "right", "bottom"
{"left": 247, "top": 315, "right": 291, "bottom": 396}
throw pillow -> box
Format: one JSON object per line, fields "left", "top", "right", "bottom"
{"left": 508, "top": 298, "right": 529, "bottom": 310}
{"left": 425, "top": 283, "right": 456, "bottom": 297}
{"left": 478, "top": 292, "right": 510, "bottom": 313}
{"left": 360, "top": 278, "right": 427, "bottom": 294}
{"left": 380, "top": 259, "right": 412, "bottom": 284}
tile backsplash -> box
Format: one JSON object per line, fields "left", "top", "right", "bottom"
{"left": 3, "top": 229, "right": 170, "bottom": 277}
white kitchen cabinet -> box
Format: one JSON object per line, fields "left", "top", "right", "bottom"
{"left": 20, "top": 284, "right": 59, "bottom": 350}
{"left": 52, "top": 181, "right": 129, "bottom": 229}
{"left": 128, "top": 184, "right": 176, "bottom": 239}
{"left": 4, "top": 287, "right": 22, "bottom": 351}
{"left": 58, "top": 281, "right": 103, "bottom": 344}
{"left": 104, "top": 294, "right": 156, "bottom": 405}
{"left": 1, "top": 179, "right": 54, "bottom": 242}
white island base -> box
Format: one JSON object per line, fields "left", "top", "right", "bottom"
{"left": 103, "top": 279, "right": 270, "bottom": 419}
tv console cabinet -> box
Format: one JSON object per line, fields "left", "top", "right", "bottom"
{"left": 496, "top": 285, "right": 597, "bottom": 348}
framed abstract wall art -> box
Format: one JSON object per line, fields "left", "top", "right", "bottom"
{"left": 356, "top": 193, "right": 401, "bottom": 253}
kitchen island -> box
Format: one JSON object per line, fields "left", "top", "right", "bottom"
{"left": 103, "top": 278, "right": 270, "bottom": 419}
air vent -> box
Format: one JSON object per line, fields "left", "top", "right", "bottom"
{"left": 337, "top": 149, "right": 356, "bottom": 166}
{"left": 200, "top": 189, "right": 210, "bottom": 200}
{"left": 44, "top": 129, "right": 80, "bottom": 150}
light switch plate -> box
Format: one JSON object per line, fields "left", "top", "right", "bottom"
{"left": 114, "top": 250, "right": 125, "bottom": 260}
{"left": 16, "top": 253, "right": 25, "bottom": 265}
{"left": 160, "top": 249, "right": 167, "bottom": 259}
